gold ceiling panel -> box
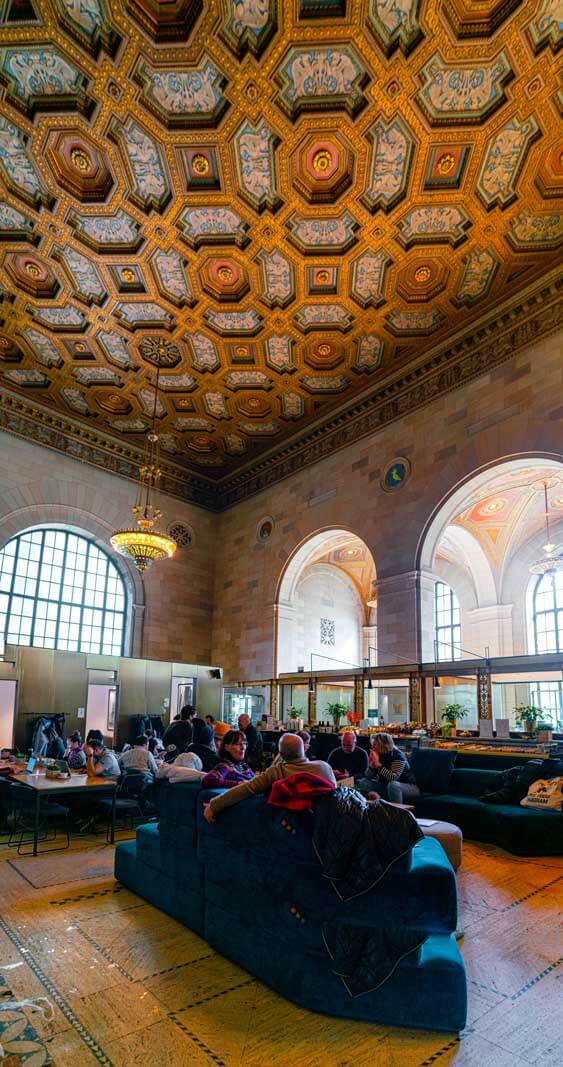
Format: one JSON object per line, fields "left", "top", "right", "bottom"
{"left": 0, "top": 0, "right": 561, "bottom": 496}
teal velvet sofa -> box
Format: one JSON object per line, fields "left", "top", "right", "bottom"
{"left": 115, "top": 781, "right": 467, "bottom": 1033}
{"left": 411, "top": 764, "right": 563, "bottom": 856}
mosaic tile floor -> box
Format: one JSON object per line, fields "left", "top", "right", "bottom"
{"left": 0, "top": 831, "right": 561, "bottom": 1066}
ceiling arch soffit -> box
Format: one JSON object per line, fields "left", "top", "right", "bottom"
{"left": 0, "top": 3, "right": 560, "bottom": 498}
{"left": 417, "top": 457, "right": 563, "bottom": 572}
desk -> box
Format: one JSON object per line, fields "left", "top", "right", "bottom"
{"left": 12, "top": 772, "right": 118, "bottom": 856}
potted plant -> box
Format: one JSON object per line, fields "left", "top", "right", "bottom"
{"left": 441, "top": 703, "right": 469, "bottom": 737}
{"left": 286, "top": 706, "right": 304, "bottom": 731}
{"left": 326, "top": 701, "right": 348, "bottom": 731}
{"left": 513, "top": 704, "right": 543, "bottom": 736}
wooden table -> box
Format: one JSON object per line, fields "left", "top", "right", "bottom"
{"left": 10, "top": 771, "right": 118, "bottom": 856}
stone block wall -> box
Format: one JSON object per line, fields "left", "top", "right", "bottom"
{"left": 212, "top": 333, "right": 563, "bottom": 681}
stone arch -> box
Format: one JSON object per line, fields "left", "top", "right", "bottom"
{"left": 275, "top": 527, "right": 376, "bottom": 675}
{"left": 417, "top": 454, "right": 563, "bottom": 661}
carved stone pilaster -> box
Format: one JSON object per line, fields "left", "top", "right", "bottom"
{"left": 409, "top": 672, "right": 423, "bottom": 723}
{"left": 354, "top": 674, "right": 364, "bottom": 720}
{"left": 477, "top": 666, "right": 492, "bottom": 720}
{"left": 131, "top": 603, "right": 145, "bottom": 658}
{"left": 307, "top": 678, "right": 317, "bottom": 725}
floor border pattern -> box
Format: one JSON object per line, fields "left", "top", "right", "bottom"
{"left": 0, "top": 915, "right": 114, "bottom": 1067}
{"left": 500, "top": 874, "right": 563, "bottom": 912}
{"left": 511, "top": 957, "right": 563, "bottom": 1001}
{"left": 169, "top": 1012, "right": 229, "bottom": 1066}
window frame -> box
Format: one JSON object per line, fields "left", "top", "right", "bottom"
{"left": 0, "top": 527, "right": 127, "bottom": 656}
{"left": 435, "top": 580, "right": 462, "bottom": 662}
{"left": 531, "top": 571, "right": 562, "bottom": 656}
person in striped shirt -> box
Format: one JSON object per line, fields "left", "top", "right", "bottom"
{"left": 357, "top": 733, "right": 420, "bottom": 805}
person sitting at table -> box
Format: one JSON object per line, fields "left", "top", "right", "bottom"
{"left": 119, "top": 735, "right": 158, "bottom": 776}
{"left": 203, "top": 733, "right": 336, "bottom": 821}
{"left": 84, "top": 737, "right": 120, "bottom": 778}
{"left": 86, "top": 729, "right": 104, "bottom": 747}
{"left": 0, "top": 748, "right": 15, "bottom": 762}
{"left": 148, "top": 736, "right": 164, "bottom": 760}
{"left": 186, "top": 719, "right": 219, "bottom": 772}
{"left": 328, "top": 730, "right": 368, "bottom": 779}
{"left": 65, "top": 731, "right": 86, "bottom": 770}
{"left": 356, "top": 733, "right": 420, "bottom": 804}
{"left": 201, "top": 730, "right": 255, "bottom": 791}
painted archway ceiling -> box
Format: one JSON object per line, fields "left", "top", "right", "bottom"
{"left": 0, "top": 1, "right": 561, "bottom": 502}
{"left": 441, "top": 464, "right": 563, "bottom": 570}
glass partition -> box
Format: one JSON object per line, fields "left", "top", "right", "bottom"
{"left": 492, "top": 672, "right": 563, "bottom": 730}
{"left": 364, "top": 678, "right": 410, "bottom": 724}
{"left": 222, "top": 684, "right": 271, "bottom": 726}
{"left": 433, "top": 675, "right": 478, "bottom": 729}
{"left": 316, "top": 682, "right": 354, "bottom": 721}
{"left": 278, "top": 683, "right": 308, "bottom": 721}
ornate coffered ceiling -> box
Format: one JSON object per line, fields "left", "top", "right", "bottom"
{"left": 0, "top": 0, "right": 561, "bottom": 511}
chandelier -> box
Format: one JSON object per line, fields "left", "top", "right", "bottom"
{"left": 529, "top": 480, "right": 563, "bottom": 576}
{"left": 111, "top": 340, "right": 177, "bottom": 575}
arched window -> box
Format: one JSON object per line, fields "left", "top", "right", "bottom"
{"left": 531, "top": 571, "right": 563, "bottom": 654}
{"left": 435, "top": 581, "right": 461, "bottom": 661}
{"left": 0, "top": 528, "right": 126, "bottom": 655}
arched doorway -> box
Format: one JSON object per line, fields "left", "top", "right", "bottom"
{"left": 276, "top": 528, "right": 376, "bottom": 675}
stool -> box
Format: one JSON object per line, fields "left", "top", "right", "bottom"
{"left": 417, "top": 818, "right": 463, "bottom": 869}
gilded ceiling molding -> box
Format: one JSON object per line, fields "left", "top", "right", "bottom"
{"left": 215, "top": 272, "right": 563, "bottom": 509}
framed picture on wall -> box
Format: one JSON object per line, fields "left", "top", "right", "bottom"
{"left": 107, "top": 688, "right": 117, "bottom": 733}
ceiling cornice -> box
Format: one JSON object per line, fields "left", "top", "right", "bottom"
{"left": 0, "top": 268, "right": 561, "bottom": 513}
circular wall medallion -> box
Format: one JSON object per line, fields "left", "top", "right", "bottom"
{"left": 317, "top": 343, "right": 332, "bottom": 357}
{"left": 256, "top": 515, "right": 274, "bottom": 543}
{"left": 316, "top": 269, "right": 330, "bottom": 283}
{"left": 192, "top": 153, "right": 209, "bottom": 175}
{"left": 74, "top": 342, "right": 86, "bottom": 353}
{"left": 218, "top": 265, "right": 233, "bottom": 282}
{"left": 168, "top": 522, "right": 193, "bottom": 548}
{"left": 437, "top": 152, "right": 455, "bottom": 175}
{"left": 25, "top": 262, "right": 42, "bottom": 277}
{"left": 381, "top": 457, "right": 411, "bottom": 492}
{"left": 71, "top": 147, "right": 91, "bottom": 171}
{"left": 121, "top": 268, "right": 136, "bottom": 282}
{"left": 414, "top": 266, "right": 431, "bottom": 283}
{"left": 235, "top": 345, "right": 248, "bottom": 358}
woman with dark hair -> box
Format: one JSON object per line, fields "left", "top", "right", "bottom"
{"left": 186, "top": 718, "right": 219, "bottom": 772}
{"left": 201, "top": 730, "right": 254, "bottom": 790}
{"left": 65, "top": 731, "right": 86, "bottom": 770}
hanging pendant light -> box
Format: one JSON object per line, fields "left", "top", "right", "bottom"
{"left": 529, "top": 481, "right": 563, "bottom": 575}
{"left": 111, "top": 339, "right": 177, "bottom": 575}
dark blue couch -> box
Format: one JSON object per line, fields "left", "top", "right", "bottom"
{"left": 115, "top": 781, "right": 467, "bottom": 1032}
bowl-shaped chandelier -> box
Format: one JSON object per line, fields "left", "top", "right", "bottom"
{"left": 111, "top": 340, "right": 176, "bottom": 575}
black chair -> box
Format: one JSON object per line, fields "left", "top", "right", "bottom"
{"left": 97, "top": 769, "right": 155, "bottom": 842}
{"left": 7, "top": 781, "right": 70, "bottom": 855}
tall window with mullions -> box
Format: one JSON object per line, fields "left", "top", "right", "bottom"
{"left": 0, "top": 528, "right": 127, "bottom": 655}
{"left": 531, "top": 571, "right": 563, "bottom": 655}
{"left": 435, "top": 580, "right": 462, "bottom": 661}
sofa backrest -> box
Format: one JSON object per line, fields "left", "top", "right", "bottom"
{"left": 410, "top": 748, "right": 457, "bottom": 793}
{"left": 448, "top": 768, "right": 501, "bottom": 797}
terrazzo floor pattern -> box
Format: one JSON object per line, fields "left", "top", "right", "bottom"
{"left": 0, "top": 832, "right": 562, "bottom": 1067}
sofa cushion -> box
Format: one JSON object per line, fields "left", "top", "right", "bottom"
{"left": 411, "top": 748, "right": 457, "bottom": 793}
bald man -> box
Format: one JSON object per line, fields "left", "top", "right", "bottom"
{"left": 328, "top": 730, "right": 369, "bottom": 779}
{"left": 203, "top": 733, "right": 336, "bottom": 822}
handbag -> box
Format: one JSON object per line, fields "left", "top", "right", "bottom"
{"left": 520, "top": 777, "right": 563, "bottom": 812}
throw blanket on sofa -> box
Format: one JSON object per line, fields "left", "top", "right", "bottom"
{"left": 268, "top": 771, "right": 335, "bottom": 810}
{"left": 313, "top": 787, "right": 426, "bottom": 996}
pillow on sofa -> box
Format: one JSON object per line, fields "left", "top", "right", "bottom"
{"left": 410, "top": 748, "right": 457, "bottom": 794}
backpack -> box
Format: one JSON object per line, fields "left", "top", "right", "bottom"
{"left": 521, "top": 777, "right": 563, "bottom": 812}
